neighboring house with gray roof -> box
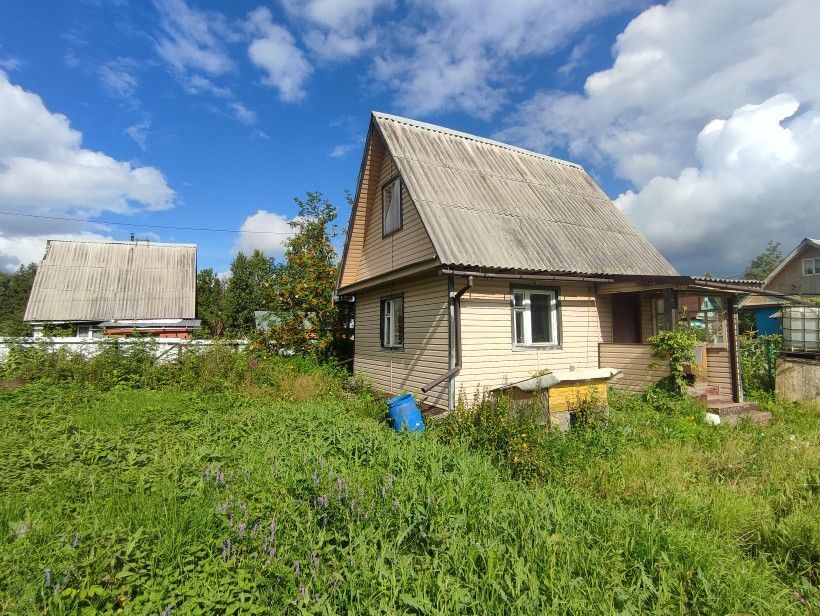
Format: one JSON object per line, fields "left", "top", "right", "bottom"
{"left": 738, "top": 238, "right": 820, "bottom": 335}
{"left": 337, "top": 112, "right": 762, "bottom": 413}
{"left": 24, "top": 239, "right": 199, "bottom": 339}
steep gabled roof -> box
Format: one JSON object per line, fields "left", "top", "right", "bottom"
{"left": 24, "top": 240, "right": 196, "bottom": 322}
{"left": 764, "top": 238, "right": 820, "bottom": 285}
{"left": 356, "top": 112, "right": 678, "bottom": 278}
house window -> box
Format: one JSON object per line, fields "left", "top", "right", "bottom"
{"left": 382, "top": 177, "right": 402, "bottom": 236}
{"left": 380, "top": 295, "right": 404, "bottom": 349}
{"left": 678, "top": 295, "right": 725, "bottom": 344}
{"left": 804, "top": 258, "right": 820, "bottom": 276}
{"left": 511, "top": 288, "right": 559, "bottom": 347}
{"left": 652, "top": 297, "right": 668, "bottom": 334}
{"left": 76, "top": 325, "right": 103, "bottom": 339}
{"left": 652, "top": 295, "right": 726, "bottom": 344}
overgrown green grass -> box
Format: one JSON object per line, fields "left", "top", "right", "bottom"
{"left": 1, "top": 374, "right": 818, "bottom": 614}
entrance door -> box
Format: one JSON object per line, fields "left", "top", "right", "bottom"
{"left": 612, "top": 293, "right": 641, "bottom": 343}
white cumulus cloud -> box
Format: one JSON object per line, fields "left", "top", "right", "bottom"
{"left": 234, "top": 209, "right": 295, "bottom": 258}
{"left": 0, "top": 71, "right": 175, "bottom": 269}
{"left": 247, "top": 7, "right": 313, "bottom": 102}
{"left": 154, "top": 0, "right": 234, "bottom": 76}
{"left": 615, "top": 94, "right": 820, "bottom": 274}
{"left": 372, "top": 0, "right": 637, "bottom": 118}
{"left": 498, "top": 0, "right": 820, "bottom": 275}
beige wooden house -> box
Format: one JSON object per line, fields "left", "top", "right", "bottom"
{"left": 738, "top": 238, "right": 820, "bottom": 335}
{"left": 337, "top": 113, "right": 764, "bottom": 418}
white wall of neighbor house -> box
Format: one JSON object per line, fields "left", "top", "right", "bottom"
{"left": 353, "top": 273, "right": 450, "bottom": 409}
{"left": 452, "top": 278, "right": 608, "bottom": 402}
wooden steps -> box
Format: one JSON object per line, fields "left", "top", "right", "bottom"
{"left": 686, "top": 385, "right": 772, "bottom": 426}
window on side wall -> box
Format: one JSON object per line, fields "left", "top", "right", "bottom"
{"left": 382, "top": 177, "right": 402, "bottom": 236}
{"left": 804, "top": 258, "right": 820, "bottom": 276}
{"left": 511, "top": 288, "right": 559, "bottom": 347}
{"left": 380, "top": 294, "right": 404, "bottom": 350}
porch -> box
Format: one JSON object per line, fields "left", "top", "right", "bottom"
{"left": 596, "top": 281, "right": 768, "bottom": 423}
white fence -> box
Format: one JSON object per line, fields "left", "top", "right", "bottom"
{"left": 0, "top": 337, "right": 247, "bottom": 364}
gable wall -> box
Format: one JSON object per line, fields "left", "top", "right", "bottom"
{"left": 453, "top": 278, "right": 607, "bottom": 401}
{"left": 768, "top": 244, "right": 820, "bottom": 295}
{"left": 351, "top": 139, "right": 436, "bottom": 285}
{"left": 353, "top": 272, "right": 450, "bottom": 409}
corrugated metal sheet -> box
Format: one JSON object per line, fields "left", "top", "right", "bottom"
{"left": 372, "top": 112, "right": 679, "bottom": 277}
{"left": 24, "top": 240, "right": 196, "bottom": 322}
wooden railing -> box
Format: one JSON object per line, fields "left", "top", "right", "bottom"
{"left": 599, "top": 343, "right": 670, "bottom": 393}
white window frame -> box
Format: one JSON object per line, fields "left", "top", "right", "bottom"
{"left": 380, "top": 295, "right": 404, "bottom": 350}
{"left": 511, "top": 288, "right": 559, "bottom": 348}
{"left": 803, "top": 258, "right": 820, "bottom": 276}
{"left": 382, "top": 177, "right": 402, "bottom": 237}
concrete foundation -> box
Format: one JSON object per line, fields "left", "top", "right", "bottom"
{"left": 775, "top": 356, "right": 819, "bottom": 403}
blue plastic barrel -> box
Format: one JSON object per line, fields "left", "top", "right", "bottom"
{"left": 387, "top": 393, "right": 424, "bottom": 432}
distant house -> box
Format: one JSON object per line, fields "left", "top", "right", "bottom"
{"left": 739, "top": 238, "right": 820, "bottom": 335}
{"left": 24, "top": 239, "right": 200, "bottom": 339}
{"left": 336, "top": 112, "right": 764, "bottom": 419}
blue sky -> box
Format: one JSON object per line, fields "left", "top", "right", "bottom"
{"left": 0, "top": 0, "right": 817, "bottom": 276}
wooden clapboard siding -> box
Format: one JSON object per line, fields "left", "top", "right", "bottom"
{"left": 354, "top": 273, "right": 449, "bottom": 408}
{"left": 598, "top": 293, "right": 613, "bottom": 343}
{"left": 599, "top": 343, "right": 669, "bottom": 392}
{"left": 355, "top": 144, "right": 436, "bottom": 283}
{"left": 453, "top": 278, "right": 605, "bottom": 400}
{"left": 640, "top": 293, "right": 654, "bottom": 342}
{"left": 339, "top": 134, "right": 383, "bottom": 289}
{"left": 706, "top": 346, "right": 732, "bottom": 395}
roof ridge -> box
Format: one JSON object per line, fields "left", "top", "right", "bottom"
{"left": 47, "top": 239, "right": 197, "bottom": 248}
{"left": 373, "top": 111, "right": 582, "bottom": 170}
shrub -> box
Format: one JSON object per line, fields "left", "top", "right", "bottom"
{"left": 648, "top": 327, "right": 700, "bottom": 392}
{"left": 740, "top": 333, "right": 781, "bottom": 396}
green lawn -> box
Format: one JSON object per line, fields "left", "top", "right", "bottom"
{"left": 0, "top": 382, "right": 818, "bottom": 614}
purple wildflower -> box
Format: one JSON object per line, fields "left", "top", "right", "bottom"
{"left": 313, "top": 470, "right": 320, "bottom": 487}
{"left": 268, "top": 547, "right": 277, "bottom": 558}
{"left": 161, "top": 606, "right": 172, "bottom": 616}
{"left": 237, "top": 523, "right": 247, "bottom": 540}
{"left": 299, "top": 583, "right": 306, "bottom": 597}
{"left": 204, "top": 468, "right": 210, "bottom": 480}
{"left": 311, "top": 552, "right": 319, "bottom": 569}
{"left": 215, "top": 469, "right": 225, "bottom": 485}
{"left": 43, "top": 568, "right": 52, "bottom": 587}
{"left": 222, "top": 538, "right": 232, "bottom": 561}
{"left": 294, "top": 561, "right": 301, "bottom": 576}
{"left": 314, "top": 495, "right": 328, "bottom": 509}
{"left": 72, "top": 532, "right": 79, "bottom": 548}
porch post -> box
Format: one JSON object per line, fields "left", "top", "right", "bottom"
{"left": 663, "top": 288, "right": 676, "bottom": 331}
{"left": 727, "top": 295, "right": 742, "bottom": 402}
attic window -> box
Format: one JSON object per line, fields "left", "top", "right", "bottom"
{"left": 804, "top": 258, "right": 820, "bottom": 276}
{"left": 382, "top": 177, "right": 402, "bottom": 236}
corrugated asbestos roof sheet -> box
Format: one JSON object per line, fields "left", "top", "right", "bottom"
{"left": 373, "top": 112, "right": 679, "bottom": 277}
{"left": 24, "top": 240, "right": 196, "bottom": 322}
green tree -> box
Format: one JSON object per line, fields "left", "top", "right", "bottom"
{"left": 196, "top": 268, "right": 227, "bottom": 338}
{"left": 224, "top": 250, "right": 276, "bottom": 336}
{"left": 259, "top": 191, "right": 340, "bottom": 359}
{"left": 743, "top": 241, "right": 783, "bottom": 281}
{"left": 0, "top": 263, "right": 38, "bottom": 336}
